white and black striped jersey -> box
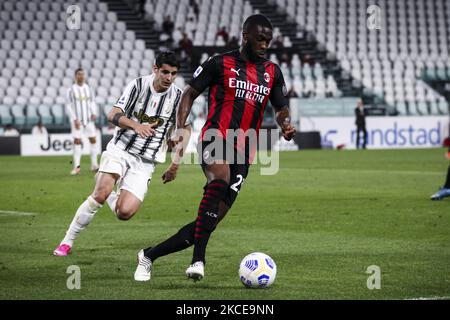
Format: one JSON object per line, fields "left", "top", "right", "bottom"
{"left": 66, "top": 83, "right": 97, "bottom": 126}
{"left": 112, "top": 74, "right": 186, "bottom": 163}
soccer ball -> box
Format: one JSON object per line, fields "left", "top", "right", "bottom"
{"left": 238, "top": 252, "right": 277, "bottom": 288}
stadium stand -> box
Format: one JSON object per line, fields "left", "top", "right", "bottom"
{"left": 267, "top": 0, "right": 450, "bottom": 115}
{"left": 0, "top": 0, "right": 158, "bottom": 128}
{"left": 0, "top": 0, "right": 449, "bottom": 131}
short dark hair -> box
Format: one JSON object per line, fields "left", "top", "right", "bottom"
{"left": 155, "top": 51, "right": 180, "bottom": 69}
{"left": 243, "top": 14, "right": 273, "bottom": 32}
{"left": 75, "top": 68, "right": 84, "bottom": 75}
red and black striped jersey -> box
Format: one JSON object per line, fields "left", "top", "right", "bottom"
{"left": 189, "top": 49, "right": 288, "bottom": 141}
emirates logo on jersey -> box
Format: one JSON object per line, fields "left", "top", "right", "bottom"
{"left": 228, "top": 78, "right": 271, "bottom": 104}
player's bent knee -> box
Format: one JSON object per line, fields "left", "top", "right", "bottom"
{"left": 74, "top": 139, "right": 82, "bottom": 144}
{"left": 92, "top": 193, "right": 107, "bottom": 205}
{"left": 91, "top": 189, "right": 110, "bottom": 204}
{"left": 212, "top": 172, "right": 230, "bottom": 185}
{"left": 116, "top": 212, "right": 133, "bottom": 220}
{"left": 115, "top": 205, "right": 137, "bottom": 221}
{"left": 116, "top": 210, "right": 135, "bottom": 221}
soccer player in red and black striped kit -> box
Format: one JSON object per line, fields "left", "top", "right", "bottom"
{"left": 134, "top": 14, "right": 296, "bottom": 282}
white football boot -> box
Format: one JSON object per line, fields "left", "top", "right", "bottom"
{"left": 70, "top": 167, "right": 81, "bottom": 175}
{"left": 134, "top": 249, "right": 152, "bottom": 281}
{"left": 186, "top": 261, "right": 204, "bottom": 281}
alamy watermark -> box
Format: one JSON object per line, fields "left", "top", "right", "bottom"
{"left": 366, "top": 265, "right": 381, "bottom": 290}
{"left": 66, "top": 5, "right": 81, "bottom": 30}
{"left": 367, "top": 5, "right": 382, "bottom": 30}
{"left": 66, "top": 265, "right": 81, "bottom": 290}
{"left": 169, "top": 128, "right": 281, "bottom": 175}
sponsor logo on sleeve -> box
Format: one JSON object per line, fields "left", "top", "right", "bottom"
{"left": 118, "top": 95, "right": 126, "bottom": 105}
{"left": 193, "top": 66, "right": 203, "bottom": 78}
{"left": 282, "top": 83, "right": 288, "bottom": 97}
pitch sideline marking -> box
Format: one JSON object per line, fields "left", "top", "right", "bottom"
{"left": 0, "top": 210, "right": 39, "bottom": 217}
{"left": 405, "top": 296, "right": 450, "bottom": 300}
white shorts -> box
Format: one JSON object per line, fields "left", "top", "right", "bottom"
{"left": 71, "top": 122, "right": 97, "bottom": 140}
{"left": 99, "top": 142, "right": 156, "bottom": 202}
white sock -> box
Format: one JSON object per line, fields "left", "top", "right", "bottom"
{"left": 73, "top": 144, "right": 82, "bottom": 168}
{"left": 90, "top": 143, "right": 98, "bottom": 168}
{"left": 106, "top": 191, "right": 118, "bottom": 214}
{"left": 61, "top": 196, "right": 102, "bottom": 247}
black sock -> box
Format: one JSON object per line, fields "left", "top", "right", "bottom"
{"left": 192, "top": 179, "right": 228, "bottom": 264}
{"left": 445, "top": 165, "right": 450, "bottom": 188}
{"left": 143, "top": 221, "right": 195, "bottom": 262}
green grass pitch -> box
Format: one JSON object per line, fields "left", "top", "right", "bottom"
{"left": 0, "top": 148, "right": 449, "bottom": 300}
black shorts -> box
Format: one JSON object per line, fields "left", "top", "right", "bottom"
{"left": 197, "top": 136, "right": 249, "bottom": 165}
{"left": 199, "top": 139, "right": 250, "bottom": 208}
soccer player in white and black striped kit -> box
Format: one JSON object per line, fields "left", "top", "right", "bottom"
{"left": 54, "top": 52, "right": 191, "bottom": 257}
{"left": 66, "top": 68, "right": 99, "bottom": 175}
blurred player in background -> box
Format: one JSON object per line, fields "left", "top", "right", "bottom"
{"left": 53, "top": 52, "right": 191, "bottom": 257}
{"left": 66, "top": 68, "right": 99, "bottom": 175}
{"left": 355, "top": 98, "right": 367, "bottom": 149}
{"left": 134, "top": 14, "right": 296, "bottom": 282}
{"left": 430, "top": 148, "right": 450, "bottom": 200}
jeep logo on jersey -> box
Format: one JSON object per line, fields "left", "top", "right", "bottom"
{"left": 134, "top": 109, "right": 165, "bottom": 127}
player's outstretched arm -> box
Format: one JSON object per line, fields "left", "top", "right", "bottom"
{"left": 107, "top": 107, "right": 156, "bottom": 139}
{"left": 162, "top": 85, "right": 199, "bottom": 184}
{"left": 175, "top": 85, "right": 200, "bottom": 134}
{"left": 275, "top": 106, "right": 296, "bottom": 141}
{"left": 162, "top": 124, "right": 192, "bottom": 184}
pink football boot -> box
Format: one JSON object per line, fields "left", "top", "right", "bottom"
{"left": 53, "top": 244, "right": 71, "bottom": 256}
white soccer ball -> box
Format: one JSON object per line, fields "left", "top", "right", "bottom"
{"left": 239, "top": 252, "right": 277, "bottom": 288}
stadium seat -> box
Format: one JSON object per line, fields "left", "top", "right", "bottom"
{"left": 416, "top": 101, "right": 429, "bottom": 115}
{"left": 0, "top": 49, "right": 7, "bottom": 62}
{"left": 38, "top": 104, "right": 53, "bottom": 125}
{"left": 26, "top": 104, "right": 40, "bottom": 125}
{"left": 11, "top": 104, "right": 26, "bottom": 125}
{"left": 437, "top": 98, "right": 449, "bottom": 114}
{"left": 428, "top": 101, "right": 441, "bottom": 115}
{"left": 395, "top": 101, "right": 408, "bottom": 115}
{"left": 407, "top": 101, "right": 419, "bottom": 116}
{"left": 0, "top": 105, "right": 13, "bottom": 125}
{"left": 0, "top": 78, "right": 8, "bottom": 90}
